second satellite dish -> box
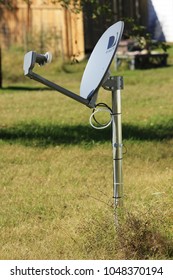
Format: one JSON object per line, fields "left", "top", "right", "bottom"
{"left": 80, "top": 21, "right": 124, "bottom": 104}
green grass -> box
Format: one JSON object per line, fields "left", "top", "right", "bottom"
{"left": 0, "top": 46, "right": 173, "bottom": 259}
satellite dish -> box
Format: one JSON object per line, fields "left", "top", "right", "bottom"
{"left": 24, "top": 21, "right": 124, "bottom": 108}
{"left": 23, "top": 21, "right": 125, "bottom": 207}
{"left": 80, "top": 21, "right": 124, "bottom": 104}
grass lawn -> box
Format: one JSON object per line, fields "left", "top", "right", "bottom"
{"left": 0, "top": 46, "right": 173, "bottom": 259}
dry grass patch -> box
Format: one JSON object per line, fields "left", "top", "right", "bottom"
{"left": 0, "top": 47, "right": 173, "bottom": 259}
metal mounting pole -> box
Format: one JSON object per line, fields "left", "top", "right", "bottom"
{"left": 103, "top": 76, "right": 123, "bottom": 208}
{"left": 112, "top": 76, "right": 123, "bottom": 208}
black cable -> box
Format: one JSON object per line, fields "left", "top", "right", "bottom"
{"left": 92, "top": 103, "right": 112, "bottom": 126}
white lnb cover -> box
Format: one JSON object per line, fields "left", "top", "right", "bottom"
{"left": 44, "top": 52, "right": 52, "bottom": 64}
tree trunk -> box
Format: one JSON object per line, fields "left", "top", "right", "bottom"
{"left": 0, "top": 46, "right": 2, "bottom": 88}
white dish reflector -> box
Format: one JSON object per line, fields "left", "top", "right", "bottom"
{"left": 80, "top": 21, "right": 124, "bottom": 103}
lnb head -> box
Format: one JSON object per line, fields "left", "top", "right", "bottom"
{"left": 35, "top": 52, "right": 52, "bottom": 66}
{"left": 23, "top": 51, "right": 52, "bottom": 76}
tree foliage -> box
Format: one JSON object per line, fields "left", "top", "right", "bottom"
{"left": 0, "top": 0, "right": 112, "bottom": 18}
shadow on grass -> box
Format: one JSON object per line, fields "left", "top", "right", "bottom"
{"left": 0, "top": 119, "right": 173, "bottom": 147}
{"left": 0, "top": 86, "right": 52, "bottom": 92}
{"left": 0, "top": 86, "right": 53, "bottom": 93}
{"left": 0, "top": 123, "right": 110, "bottom": 147}
{"left": 123, "top": 120, "right": 173, "bottom": 141}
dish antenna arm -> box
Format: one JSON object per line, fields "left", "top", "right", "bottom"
{"left": 23, "top": 51, "right": 94, "bottom": 108}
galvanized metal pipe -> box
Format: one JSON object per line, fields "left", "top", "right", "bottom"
{"left": 111, "top": 77, "right": 123, "bottom": 207}
{"left": 102, "top": 76, "right": 123, "bottom": 207}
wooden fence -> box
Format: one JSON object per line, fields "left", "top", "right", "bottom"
{"left": 0, "top": 0, "right": 85, "bottom": 61}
